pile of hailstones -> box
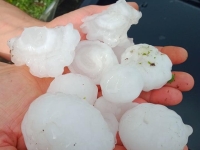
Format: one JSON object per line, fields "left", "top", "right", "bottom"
{"left": 8, "top": 0, "right": 193, "bottom": 150}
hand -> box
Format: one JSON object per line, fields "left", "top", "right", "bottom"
{"left": 0, "top": 2, "right": 193, "bottom": 150}
{"left": 0, "top": 46, "right": 193, "bottom": 150}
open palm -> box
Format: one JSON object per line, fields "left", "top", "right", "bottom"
{"left": 0, "top": 1, "right": 194, "bottom": 150}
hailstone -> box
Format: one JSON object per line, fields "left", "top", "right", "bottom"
{"left": 69, "top": 40, "right": 118, "bottom": 84}
{"left": 8, "top": 24, "right": 80, "bottom": 78}
{"left": 47, "top": 73, "right": 98, "bottom": 105}
{"left": 121, "top": 44, "right": 172, "bottom": 91}
{"left": 22, "top": 93, "right": 115, "bottom": 150}
{"left": 81, "top": 0, "right": 142, "bottom": 47}
{"left": 100, "top": 64, "right": 144, "bottom": 103}
{"left": 119, "top": 103, "right": 193, "bottom": 150}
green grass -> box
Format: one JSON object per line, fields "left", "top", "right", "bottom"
{"left": 5, "top": 0, "right": 54, "bottom": 19}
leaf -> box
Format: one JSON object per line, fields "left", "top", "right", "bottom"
{"left": 167, "top": 74, "right": 175, "bottom": 83}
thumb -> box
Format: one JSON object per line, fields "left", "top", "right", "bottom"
{"left": 114, "top": 145, "right": 126, "bottom": 150}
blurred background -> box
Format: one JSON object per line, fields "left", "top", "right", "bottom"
{"left": 2, "top": 0, "right": 200, "bottom": 149}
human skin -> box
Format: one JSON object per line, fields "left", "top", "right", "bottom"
{"left": 0, "top": 1, "right": 194, "bottom": 150}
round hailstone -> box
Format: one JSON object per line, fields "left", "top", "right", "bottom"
{"left": 8, "top": 24, "right": 80, "bottom": 78}
{"left": 68, "top": 40, "right": 118, "bottom": 84}
{"left": 121, "top": 44, "right": 172, "bottom": 91}
{"left": 21, "top": 93, "right": 115, "bottom": 150}
{"left": 100, "top": 64, "right": 144, "bottom": 103}
{"left": 81, "top": 0, "right": 142, "bottom": 47}
{"left": 119, "top": 103, "right": 193, "bottom": 150}
{"left": 47, "top": 73, "right": 98, "bottom": 105}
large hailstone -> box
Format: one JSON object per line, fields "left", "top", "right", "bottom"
{"left": 8, "top": 24, "right": 80, "bottom": 78}
{"left": 121, "top": 44, "right": 172, "bottom": 91}
{"left": 69, "top": 40, "right": 118, "bottom": 84}
{"left": 47, "top": 73, "right": 98, "bottom": 105}
{"left": 119, "top": 103, "right": 193, "bottom": 150}
{"left": 21, "top": 93, "right": 115, "bottom": 150}
{"left": 81, "top": 0, "right": 142, "bottom": 47}
{"left": 100, "top": 64, "right": 144, "bottom": 103}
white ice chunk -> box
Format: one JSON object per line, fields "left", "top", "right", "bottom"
{"left": 116, "top": 102, "right": 139, "bottom": 121}
{"left": 69, "top": 40, "right": 118, "bottom": 84}
{"left": 94, "top": 96, "right": 138, "bottom": 121}
{"left": 100, "top": 64, "right": 144, "bottom": 103}
{"left": 119, "top": 103, "right": 193, "bottom": 150}
{"left": 94, "top": 96, "right": 138, "bottom": 140}
{"left": 113, "top": 36, "right": 134, "bottom": 62}
{"left": 47, "top": 73, "right": 98, "bottom": 105}
{"left": 8, "top": 24, "right": 80, "bottom": 78}
{"left": 81, "top": 0, "right": 142, "bottom": 47}
{"left": 121, "top": 44, "right": 172, "bottom": 91}
{"left": 94, "top": 96, "right": 120, "bottom": 117}
{"left": 21, "top": 93, "right": 115, "bottom": 150}
{"left": 101, "top": 112, "right": 119, "bottom": 141}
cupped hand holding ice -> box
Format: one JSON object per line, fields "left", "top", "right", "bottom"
{"left": 47, "top": 3, "right": 193, "bottom": 107}
{"left": 0, "top": 1, "right": 194, "bottom": 150}
{"left": 0, "top": 46, "right": 192, "bottom": 150}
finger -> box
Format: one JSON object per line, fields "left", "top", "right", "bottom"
{"left": 116, "top": 132, "right": 123, "bottom": 146}
{"left": 133, "top": 97, "right": 147, "bottom": 104}
{"left": 114, "top": 145, "right": 126, "bottom": 150}
{"left": 128, "top": 2, "right": 139, "bottom": 10}
{"left": 63, "top": 67, "right": 70, "bottom": 74}
{"left": 156, "top": 46, "right": 188, "bottom": 64}
{"left": 139, "top": 86, "right": 183, "bottom": 106}
{"left": 165, "top": 71, "right": 194, "bottom": 91}
{"left": 0, "top": 62, "right": 9, "bottom": 67}
{"left": 97, "top": 90, "right": 102, "bottom": 98}
{"left": 184, "top": 145, "right": 188, "bottom": 150}
{"left": 97, "top": 85, "right": 101, "bottom": 91}
{"left": 17, "top": 135, "right": 27, "bottom": 150}
{"left": 0, "top": 147, "right": 17, "bottom": 150}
